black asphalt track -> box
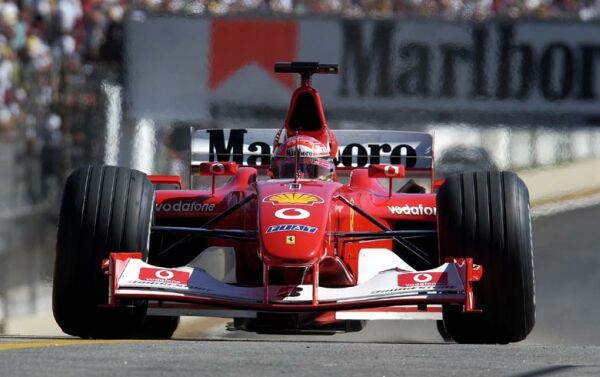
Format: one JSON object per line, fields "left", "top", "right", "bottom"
{"left": 0, "top": 204, "right": 598, "bottom": 376}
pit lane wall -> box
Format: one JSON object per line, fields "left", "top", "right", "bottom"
{"left": 126, "top": 14, "right": 600, "bottom": 123}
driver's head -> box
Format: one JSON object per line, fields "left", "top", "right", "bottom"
{"left": 270, "top": 135, "right": 334, "bottom": 181}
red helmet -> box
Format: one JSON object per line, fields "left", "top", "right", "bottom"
{"left": 270, "top": 135, "right": 335, "bottom": 181}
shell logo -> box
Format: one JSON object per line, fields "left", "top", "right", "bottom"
{"left": 264, "top": 192, "right": 324, "bottom": 206}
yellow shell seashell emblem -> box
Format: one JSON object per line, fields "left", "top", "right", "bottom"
{"left": 265, "top": 193, "right": 324, "bottom": 205}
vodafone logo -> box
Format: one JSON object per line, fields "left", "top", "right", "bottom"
{"left": 412, "top": 273, "right": 434, "bottom": 283}
{"left": 397, "top": 272, "right": 448, "bottom": 288}
{"left": 156, "top": 201, "right": 215, "bottom": 213}
{"left": 388, "top": 204, "right": 436, "bottom": 216}
{"left": 155, "top": 270, "right": 174, "bottom": 279}
{"left": 138, "top": 267, "right": 190, "bottom": 285}
{"left": 274, "top": 208, "right": 310, "bottom": 220}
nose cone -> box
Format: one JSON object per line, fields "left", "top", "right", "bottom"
{"left": 257, "top": 181, "right": 338, "bottom": 266}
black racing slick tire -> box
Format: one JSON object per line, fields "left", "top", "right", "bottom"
{"left": 137, "top": 316, "right": 180, "bottom": 339}
{"left": 437, "top": 171, "right": 535, "bottom": 344}
{"left": 53, "top": 165, "right": 174, "bottom": 338}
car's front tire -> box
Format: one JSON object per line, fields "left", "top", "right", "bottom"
{"left": 437, "top": 171, "right": 535, "bottom": 344}
{"left": 53, "top": 165, "right": 177, "bottom": 338}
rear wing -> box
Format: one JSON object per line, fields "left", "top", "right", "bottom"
{"left": 192, "top": 128, "right": 433, "bottom": 173}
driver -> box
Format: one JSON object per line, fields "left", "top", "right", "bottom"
{"left": 270, "top": 135, "right": 335, "bottom": 181}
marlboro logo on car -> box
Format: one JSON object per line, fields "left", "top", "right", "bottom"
{"left": 192, "top": 129, "right": 432, "bottom": 169}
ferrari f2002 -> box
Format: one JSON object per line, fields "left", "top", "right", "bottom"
{"left": 53, "top": 62, "right": 535, "bottom": 343}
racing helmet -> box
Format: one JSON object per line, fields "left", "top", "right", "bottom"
{"left": 270, "top": 135, "right": 335, "bottom": 181}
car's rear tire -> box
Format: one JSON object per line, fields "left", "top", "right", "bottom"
{"left": 437, "top": 171, "right": 535, "bottom": 344}
{"left": 53, "top": 165, "right": 176, "bottom": 339}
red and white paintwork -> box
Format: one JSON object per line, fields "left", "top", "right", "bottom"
{"left": 99, "top": 67, "right": 485, "bottom": 328}
{"left": 106, "top": 253, "right": 481, "bottom": 321}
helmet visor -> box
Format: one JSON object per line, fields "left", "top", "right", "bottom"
{"left": 271, "top": 157, "right": 334, "bottom": 180}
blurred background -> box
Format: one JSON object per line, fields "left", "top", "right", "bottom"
{"left": 0, "top": 0, "right": 599, "bottom": 342}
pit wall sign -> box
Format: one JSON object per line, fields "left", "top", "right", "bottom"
{"left": 126, "top": 15, "right": 600, "bottom": 120}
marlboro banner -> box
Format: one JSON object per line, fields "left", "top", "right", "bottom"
{"left": 126, "top": 15, "right": 600, "bottom": 121}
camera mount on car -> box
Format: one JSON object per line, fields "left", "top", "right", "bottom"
{"left": 274, "top": 61, "right": 338, "bottom": 86}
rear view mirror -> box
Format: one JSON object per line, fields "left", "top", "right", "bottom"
{"left": 368, "top": 164, "right": 406, "bottom": 197}
{"left": 367, "top": 164, "right": 405, "bottom": 179}
{"left": 191, "top": 162, "right": 238, "bottom": 196}
{"left": 192, "top": 162, "right": 238, "bottom": 176}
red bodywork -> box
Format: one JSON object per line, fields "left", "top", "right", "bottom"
{"left": 106, "top": 64, "right": 481, "bottom": 330}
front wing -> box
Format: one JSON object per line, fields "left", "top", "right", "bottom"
{"left": 105, "top": 253, "right": 482, "bottom": 319}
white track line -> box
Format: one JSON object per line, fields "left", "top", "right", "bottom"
{"left": 532, "top": 192, "right": 600, "bottom": 218}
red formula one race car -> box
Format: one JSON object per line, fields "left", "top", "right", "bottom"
{"left": 53, "top": 62, "right": 535, "bottom": 343}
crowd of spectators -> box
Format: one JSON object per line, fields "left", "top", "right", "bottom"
{"left": 0, "top": 0, "right": 598, "bottom": 143}
{"left": 0, "top": 0, "right": 598, "bottom": 201}
{"left": 0, "top": 0, "right": 125, "bottom": 207}
{"left": 138, "top": 0, "right": 600, "bottom": 20}
{"left": 0, "top": 0, "right": 125, "bottom": 144}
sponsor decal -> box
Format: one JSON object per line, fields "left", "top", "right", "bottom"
{"left": 285, "top": 235, "right": 296, "bottom": 245}
{"left": 155, "top": 201, "right": 216, "bottom": 213}
{"left": 208, "top": 20, "right": 297, "bottom": 91}
{"left": 266, "top": 224, "right": 317, "bottom": 234}
{"left": 283, "top": 142, "right": 329, "bottom": 158}
{"left": 286, "top": 149, "right": 313, "bottom": 157}
{"left": 274, "top": 208, "right": 310, "bottom": 220}
{"left": 138, "top": 267, "right": 190, "bottom": 285}
{"left": 204, "top": 129, "right": 423, "bottom": 168}
{"left": 388, "top": 204, "right": 436, "bottom": 216}
{"left": 264, "top": 192, "right": 324, "bottom": 205}
{"left": 339, "top": 21, "right": 600, "bottom": 105}
{"left": 397, "top": 272, "right": 448, "bottom": 288}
